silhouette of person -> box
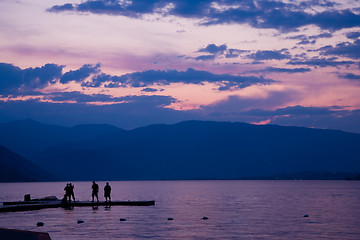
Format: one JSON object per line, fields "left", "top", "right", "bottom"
{"left": 91, "top": 181, "right": 99, "bottom": 202}
{"left": 64, "top": 183, "right": 71, "bottom": 203}
{"left": 104, "top": 182, "right": 111, "bottom": 202}
{"left": 69, "top": 183, "right": 75, "bottom": 201}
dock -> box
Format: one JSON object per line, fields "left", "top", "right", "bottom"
{"left": 1, "top": 200, "right": 155, "bottom": 213}
{"left": 0, "top": 228, "right": 52, "bottom": 240}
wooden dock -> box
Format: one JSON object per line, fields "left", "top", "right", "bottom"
{"left": 0, "top": 200, "right": 155, "bottom": 213}
{"left": 0, "top": 228, "right": 52, "bottom": 240}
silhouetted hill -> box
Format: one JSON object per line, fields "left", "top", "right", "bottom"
{"left": 0, "top": 119, "right": 123, "bottom": 158}
{"left": 0, "top": 145, "right": 52, "bottom": 182}
{"left": 30, "top": 121, "right": 360, "bottom": 180}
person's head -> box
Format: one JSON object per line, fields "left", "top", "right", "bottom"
{"left": 67, "top": 183, "right": 69, "bottom": 186}
{"left": 106, "top": 182, "right": 109, "bottom": 185}
{"left": 93, "top": 181, "right": 95, "bottom": 184}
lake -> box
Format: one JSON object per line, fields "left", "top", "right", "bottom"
{"left": 0, "top": 180, "right": 359, "bottom": 239}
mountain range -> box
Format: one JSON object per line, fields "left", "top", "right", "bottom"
{"left": 0, "top": 145, "right": 52, "bottom": 182}
{"left": 0, "top": 119, "right": 360, "bottom": 181}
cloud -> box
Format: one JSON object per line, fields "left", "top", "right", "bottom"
{"left": 201, "top": 91, "right": 301, "bottom": 116}
{"left": 2, "top": 91, "right": 360, "bottom": 133}
{"left": 297, "top": 39, "right": 316, "bottom": 45}
{"left": 0, "top": 95, "right": 191, "bottom": 129}
{"left": 287, "top": 32, "right": 333, "bottom": 45}
{"left": 248, "top": 50, "right": 291, "bottom": 60}
{"left": 346, "top": 32, "right": 360, "bottom": 39}
{"left": 320, "top": 39, "right": 360, "bottom": 59}
{"left": 225, "top": 49, "right": 247, "bottom": 58}
{"left": 195, "top": 55, "right": 216, "bottom": 61}
{"left": 43, "top": 91, "right": 131, "bottom": 103}
{"left": 245, "top": 105, "right": 338, "bottom": 117}
{"left": 0, "top": 63, "right": 64, "bottom": 94}
{"left": 338, "top": 73, "right": 360, "bottom": 80}
{"left": 60, "top": 63, "right": 101, "bottom": 84}
{"left": 195, "top": 44, "right": 248, "bottom": 60}
{"left": 288, "top": 58, "right": 355, "bottom": 67}
{"left": 141, "top": 87, "right": 162, "bottom": 92}
{"left": 1, "top": 62, "right": 275, "bottom": 95}
{"left": 248, "top": 67, "right": 311, "bottom": 74}
{"left": 244, "top": 105, "right": 360, "bottom": 133}
{"left": 90, "top": 67, "right": 276, "bottom": 91}
{"left": 0, "top": 63, "right": 22, "bottom": 93}
{"left": 198, "top": 44, "right": 227, "bottom": 55}
{"left": 47, "top": 0, "right": 360, "bottom": 32}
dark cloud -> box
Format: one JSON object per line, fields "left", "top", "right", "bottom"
{"left": 141, "top": 87, "right": 161, "bottom": 92}
{"left": 346, "top": 32, "right": 360, "bottom": 39}
{"left": 0, "top": 63, "right": 22, "bottom": 93}
{"left": 43, "top": 91, "right": 132, "bottom": 103}
{"left": 47, "top": 0, "right": 360, "bottom": 32}
{"left": 248, "top": 67, "right": 311, "bottom": 74}
{"left": 198, "top": 44, "right": 227, "bottom": 55}
{"left": 308, "top": 32, "right": 333, "bottom": 40}
{"left": 297, "top": 39, "right": 316, "bottom": 45}
{"left": 60, "top": 63, "right": 101, "bottom": 84}
{"left": 0, "top": 63, "right": 64, "bottom": 94}
{"left": 338, "top": 73, "right": 360, "bottom": 80}
{"left": 245, "top": 105, "right": 338, "bottom": 117}
{"left": 2, "top": 93, "right": 360, "bottom": 133}
{"left": 82, "top": 68, "right": 275, "bottom": 91}
{"left": 195, "top": 55, "right": 216, "bottom": 61}
{"left": 225, "top": 49, "right": 247, "bottom": 58}
{"left": 48, "top": 3, "right": 74, "bottom": 11}
{"left": 248, "top": 50, "right": 291, "bottom": 60}
{"left": 288, "top": 58, "right": 355, "bottom": 67}
{"left": 1, "top": 62, "right": 274, "bottom": 95}
{"left": 0, "top": 95, "right": 190, "bottom": 129}
{"left": 245, "top": 105, "right": 360, "bottom": 133}
{"left": 320, "top": 39, "right": 360, "bottom": 59}
{"left": 195, "top": 44, "right": 248, "bottom": 60}
{"left": 287, "top": 32, "right": 332, "bottom": 45}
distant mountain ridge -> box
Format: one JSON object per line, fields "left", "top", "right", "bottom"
{"left": 0, "top": 145, "right": 52, "bottom": 182}
{"left": 1, "top": 119, "right": 360, "bottom": 181}
{"left": 0, "top": 119, "right": 123, "bottom": 158}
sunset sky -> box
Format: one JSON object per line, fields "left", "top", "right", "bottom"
{"left": 1, "top": 0, "right": 360, "bottom": 132}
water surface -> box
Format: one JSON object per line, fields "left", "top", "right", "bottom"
{"left": 0, "top": 180, "right": 359, "bottom": 239}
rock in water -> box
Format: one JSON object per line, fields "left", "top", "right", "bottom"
{"left": 119, "top": 218, "right": 126, "bottom": 221}
{"left": 36, "top": 222, "right": 44, "bottom": 226}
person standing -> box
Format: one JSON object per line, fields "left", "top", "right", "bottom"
{"left": 64, "top": 183, "right": 71, "bottom": 203}
{"left": 91, "top": 181, "right": 99, "bottom": 202}
{"left": 104, "top": 182, "right": 111, "bottom": 202}
{"left": 69, "top": 183, "right": 75, "bottom": 201}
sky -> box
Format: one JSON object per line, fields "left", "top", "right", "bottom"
{"left": 1, "top": 0, "right": 360, "bottom": 132}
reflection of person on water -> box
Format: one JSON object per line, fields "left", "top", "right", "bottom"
{"left": 104, "top": 182, "right": 111, "bottom": 202}
{"left": 69, "top": 183, "right": 75, "bottom": 201}
{"left": 91, "top": 181, "right": 99, "bottom": 202}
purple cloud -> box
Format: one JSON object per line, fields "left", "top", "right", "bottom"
{"left": 248, "top": 50, "right": 291, "bottom": 60}
{"left": 47, "top": 0, "right": 360, "bottom": 32}
{"left": 0, "top": 63, "right": 64, "bottom": 94}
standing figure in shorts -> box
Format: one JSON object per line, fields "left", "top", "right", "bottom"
{"left": 69, "top": 183, "right": 75, "bottom": 201}
{"left": 104, "top": 182, "right": 111, "bottom": 202}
